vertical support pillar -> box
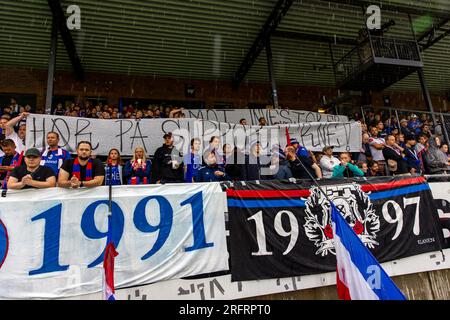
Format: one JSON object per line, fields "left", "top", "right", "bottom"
{"left": 408, "top": 13, "right": 436, "bottom": 125}
{"left": 439, "top": 113, "right": 450, "bottom": 145}
{"left": 266, "top": 39, "right": 279, "bottom": 109}
{"left": 45, "top": 19, "right": 58, "bottom": 115}
{"left": 329, "top": 42, "right": 337, "bottom": 84}
{"left": 418, "top": 69, "right": 436, "bottom": 116}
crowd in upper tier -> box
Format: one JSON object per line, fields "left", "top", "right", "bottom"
{"left": 0, "top": 99, "right": 449, "bottom": 191}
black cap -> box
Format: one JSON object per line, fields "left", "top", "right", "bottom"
{"left": 24, "top": 148, "right": 41, "bottom": 157}
{"left": 163, "top": 132, "right": 173, "bottom": 139}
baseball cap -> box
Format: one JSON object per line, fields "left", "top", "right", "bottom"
{"left": 322, "top": 146, "right": 334, "bottom": 152}
{"left": 290, "top": 138, "right": 299, "bottom": 145}
{"left": 411, "top": 114, "right": 418, "bottom": 118}
{"left": 163, "top": 132, "right": 173, "bottom": 139}
{"left": 24, "top": 148, "right": 41, "bottom": 157}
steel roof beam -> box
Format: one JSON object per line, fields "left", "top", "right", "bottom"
{"left": 232, "top": 0, "right": 294, "bottom": 88}
{"left": 273, "top": 30, "right": 358, "bottom": 46}
{"left": 317, "top": 0, "right": 450, "bottom": 20}
{"left": 417, "top": 18, "right": 450, "bottom": 50}
{"left": 47, "top": 0, "right": 84, "bottom": 80}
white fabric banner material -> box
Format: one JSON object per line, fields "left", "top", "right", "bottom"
{"left": 184, "top": 109, "right": 348, "bottom": 125}
{"left": 26, "top": 114, "right": 361, "bottom": 156}
{"left": 0, "top": 183, "right": 228, "bottom": 299}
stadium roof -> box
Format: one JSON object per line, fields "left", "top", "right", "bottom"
{"left": 1, "top": 0, "right": 450, "bottom": 92}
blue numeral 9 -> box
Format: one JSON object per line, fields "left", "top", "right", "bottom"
{"left": 81, "top": 200, "right": 124, "bottom": 268}
{"left": 133, "top": 196, "right": 173, "bottom": 260}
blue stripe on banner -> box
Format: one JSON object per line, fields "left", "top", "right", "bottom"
{"left": 332, "top": 204, "right": 406, "bottom": 300}
{"left": 227, "top": 198, "right": 306, "bottom": 208}
{"left": 368, "top": 183, "right": 429, "bottom": 201}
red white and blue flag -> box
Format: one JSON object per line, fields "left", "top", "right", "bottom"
{"left": 331, "top": 202, "right": 406, "bottom": 300}
{"left": 103, "top": 242, "right": 118, "bottom": 300}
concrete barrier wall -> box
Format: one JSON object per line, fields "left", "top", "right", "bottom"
{"left": 250, "top": 269, "right": 450, "bottom": 300}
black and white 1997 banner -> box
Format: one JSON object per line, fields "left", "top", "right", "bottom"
{"left": 225, "top": 176, "right": 446, "bottom": 281}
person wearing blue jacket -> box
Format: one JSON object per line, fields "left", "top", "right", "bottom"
{"left": 124, "top": 146, "right": 152, "bottom": 184}
{"left": 195, "top": 151, "right": 228, "bottom": 182}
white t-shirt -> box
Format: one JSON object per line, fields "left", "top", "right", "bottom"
{"left": 369, "top": 137, "right": 385, "bottom": 161}
{"left": 6, "top": 130, "right": 25, "bottom": 154}
{"left": 320, "top": 155, "right": 341, "bottom": 178}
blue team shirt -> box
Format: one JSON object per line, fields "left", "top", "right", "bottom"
{"left": 41, "top": 148, "right": 71, "bottom": 175}
{"left": 184, "top": 152, "right": 201, "bottom": 183}
{"left": 105, "top": 165, "right": 122, "bottom": 185}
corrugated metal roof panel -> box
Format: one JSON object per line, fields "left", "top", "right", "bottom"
{"left": 0, "top": 0, "right": 449, "bottom": 92}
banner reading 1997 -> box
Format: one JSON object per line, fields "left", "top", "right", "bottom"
{"left": 225, "top": 176, "right": 446, "bottom": 281}
{"left": 0, "top": 183, "right": 228, "bottom": 299}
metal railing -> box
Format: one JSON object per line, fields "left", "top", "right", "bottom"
{"left": 334, "top": 36, "right": 422, "bottom": 84}
{"left": 370, "top": 36, "right": 421, "bottom": 61}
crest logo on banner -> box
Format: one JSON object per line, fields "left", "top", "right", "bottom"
{"left": 0, "top": 218, "right": 8, "bottom": 270}
{"left": 304, "top": 184, "right": 380, "bottom": 256}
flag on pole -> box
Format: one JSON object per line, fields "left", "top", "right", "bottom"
{"left": 119, "top": 98, "right": 124, "bottom": 114}
{"left": 103, "top": 242, "right": 118, "bottom": 300}
{"left": 285, "top": 127, "right": 291, "bottom": 147}
{"left": 331, "top": 202, "right": 406, "bottom": 300}
{"left": 103, "top": 214, "right": 118, "bottom": 301}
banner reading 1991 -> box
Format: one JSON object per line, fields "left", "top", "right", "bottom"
{"left": 0, "top": 183, "right": 228, "bottom": 299}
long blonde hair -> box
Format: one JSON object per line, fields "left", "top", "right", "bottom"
{"left": 131, "top": 146, "right": 147, "bottom": 163}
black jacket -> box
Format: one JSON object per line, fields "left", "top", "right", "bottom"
{"left": 241, "top": 153, "right": 271, "bottom": 181}
{"left": 152, "top": 144, "right": 184, "bottom": 182}
{"left": 382, "top": 146, "right": 408, "bottom": 175}
{"left": 223, "top": 150, "right": 245, "bottom": 181}
{"left": 288, "top": 156, "right": 317, "bottom": 180}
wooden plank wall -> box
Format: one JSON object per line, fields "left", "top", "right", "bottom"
{"left": 248, "top": 269, "right": 450, "bottom": 300}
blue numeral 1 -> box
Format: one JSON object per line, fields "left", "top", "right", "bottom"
{"left": 181, "top": 192, "right": 213, "bottom": 252}
{"left": 29, "top": 204, "right": 69, "bottom": 276}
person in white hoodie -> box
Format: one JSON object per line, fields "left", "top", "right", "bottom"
{"left": 319, "top": 146, "right": 340, "bottom": 179}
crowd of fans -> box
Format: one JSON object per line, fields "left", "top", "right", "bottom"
{"left": 1, "top": 98, "right": 450, "bottom": 191}
{"left": 352, "top": 110, "right": 450, "bottom": 176}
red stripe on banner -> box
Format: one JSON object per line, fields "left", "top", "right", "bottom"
{"left": 361, "top": 176, "right": 426, "bottom": 193}
{"left": 226, "top": 189, "right": 311, "bottom": 199}
{"left": 226, "top": 177, "right": 426, "bottom": 200}
{"left": 336, "top": 272, "right": 352, "bottom": 300}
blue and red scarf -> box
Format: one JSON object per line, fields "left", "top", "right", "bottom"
{"left": 2, "top": 151, "right": 24, "bottom": 189}
{"left": 73, "top": 157, "right": 93, "bottom": 181}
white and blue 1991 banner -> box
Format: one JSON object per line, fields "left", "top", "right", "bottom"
{"left": 0, "top": 183, "right": 228, "bottom": 299}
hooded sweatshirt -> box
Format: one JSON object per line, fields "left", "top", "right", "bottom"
{"left": 425, "top": 137, "right": 449, "bottom": 174}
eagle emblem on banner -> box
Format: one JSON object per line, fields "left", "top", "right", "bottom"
{"left": 304, "top": 183, "right": 380, "bottom": 256}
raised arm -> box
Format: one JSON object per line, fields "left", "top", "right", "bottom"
{"left": 5, "top": 112, "right": 29, "bottom": 136}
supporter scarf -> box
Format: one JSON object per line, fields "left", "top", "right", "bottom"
{"left": 385, "top": 145, "right": 401, "bottom": 156}
{"left": 132, "top": 159, "right": 147, "bottom": 171}
{"left": 73, "top": 157, "right": 93, "bottom": 181}
{"left": 40, "top": 147, "right": 64, "bottom": 168}
{"left": 129, "top": 176, "right": 148, "bottom": 185}
{"left": 2, "top": 151, "right": 24, "bottom": 189}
